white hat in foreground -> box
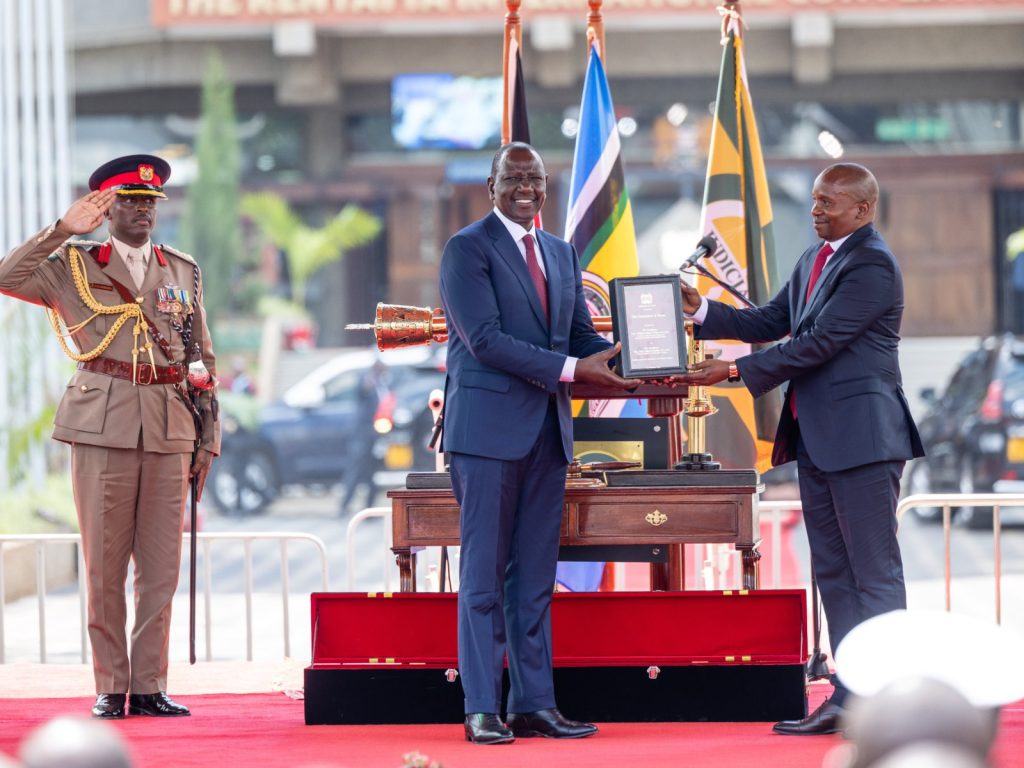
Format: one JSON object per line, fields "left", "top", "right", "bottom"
{"left": 835, "top": 609, "right": 1024, "bottom": 708}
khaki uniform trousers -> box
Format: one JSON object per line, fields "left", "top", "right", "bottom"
{"left": 71, "top": 442, "right": 190, "bottom": 695}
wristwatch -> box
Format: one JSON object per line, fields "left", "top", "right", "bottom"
{"left": 727, "top": 362, "right": 740, "bottom": 382}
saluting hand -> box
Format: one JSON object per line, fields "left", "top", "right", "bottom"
{"left": 574, "top": 342, "right": 643, "bottom": 390}
{"left": 190, "top": 449, "right": 215, "bottom": 503}
{"left": 61, "top": 189, "right": 116, "bottom": 235}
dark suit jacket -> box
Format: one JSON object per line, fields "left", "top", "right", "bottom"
{"left": 698, "top": 223, "right": 924, "bottom": 472}
{"left": 439, "top": 212, "right": 610, "bottom": 463}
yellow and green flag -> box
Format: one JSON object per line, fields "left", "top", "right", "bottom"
{"left": 697, "top": 12, "right": 782, "bottom": 474}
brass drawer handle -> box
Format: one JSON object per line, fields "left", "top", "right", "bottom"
{"left": 645, "top": 510, "right": 668, "bottom": 526}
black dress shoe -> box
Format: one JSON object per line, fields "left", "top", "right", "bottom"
{"left": 91, "top": 693, "right": 126, "bottom": 719}
{"left": 464, "top": 713, "right": 514, "bottom": 744}
{"left": 773, "top": 698, "right": 844, "bottom": 735}
{"left": 128, "top": 692, "right": 191, "bottom": 717}
{"left": 507, "top": 708, "right": 598, "bottom": 739}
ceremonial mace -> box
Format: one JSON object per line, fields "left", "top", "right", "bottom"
{"left": 346, "top": 302, "right": 611, "bottom": 349}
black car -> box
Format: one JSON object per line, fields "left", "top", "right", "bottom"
{"left": 208, "top": 346, "right": 446, "bottom": 516}
{"left": 906, "top": 334, "right": 1024, "bottom": 528}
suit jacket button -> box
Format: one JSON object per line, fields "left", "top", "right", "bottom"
{"left": 80, "top": 385, "right": 88, "bottom": 392}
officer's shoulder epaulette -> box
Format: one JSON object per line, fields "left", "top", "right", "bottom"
{"left": 51, "top": 240, "right": 102, "bottom": 262}
{"left": 159, "top": 244, "right": 197, "bottom": 265}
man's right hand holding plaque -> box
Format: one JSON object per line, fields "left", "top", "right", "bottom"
{"left": 678, "top": 281, "right": 735, "bottom": 387}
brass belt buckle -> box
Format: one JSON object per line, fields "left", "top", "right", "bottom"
{"left": 137, "top": 362, "right": 156, "bottom": 385}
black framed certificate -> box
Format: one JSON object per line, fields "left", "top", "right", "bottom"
{"left": 609, "top": 275, "right": 687, "bottom": 378}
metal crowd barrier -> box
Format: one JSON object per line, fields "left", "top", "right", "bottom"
{"left": 0, "top": 531, "right": 328, "bottom": 664}
{"left": 345, "top": 506, "right": 393, "bottom": 592}
{"left": 897, "top": 492, "right": 1017, "bottom": 625}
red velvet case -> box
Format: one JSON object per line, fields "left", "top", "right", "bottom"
{"left": 304, "top": 590, "right": 808, "bottom": 724}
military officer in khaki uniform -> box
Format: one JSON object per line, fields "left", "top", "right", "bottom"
{"left": 0, "top": 155, "right": 220, "bottom": 719}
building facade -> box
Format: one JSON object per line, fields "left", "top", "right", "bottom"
{"left": 69, "top": 0, "right": 1024, "bottom": 341}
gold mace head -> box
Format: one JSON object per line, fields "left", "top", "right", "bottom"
{"left": 346, "top": 303, "right": 449, "bottom": 351}
{"left": 346, "top": 302, "right": 613, "bottom": 350}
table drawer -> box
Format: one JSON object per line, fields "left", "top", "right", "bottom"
{"left": 403, "top": 503, "right": 571, "bottom": 544}
{"left": 574, "top": 500, "right": 743, "bottom": 541}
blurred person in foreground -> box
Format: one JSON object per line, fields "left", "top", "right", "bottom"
{"left": 20, "top": 715, "right": 132, "bottom": 768}
{"left": 841, "top": 677, "right": 995, "bottom": 767}
{"left": 0, "top": 155, "right": 220, "bottom": 718}
{"left": 338, "top": 356, "right": 390, "bottom": 516}
{"left": 440, "top": 142, "right": 640, "bottom": 744}
{"left": 681, "top": 162, "right": 924, "bottom": 734}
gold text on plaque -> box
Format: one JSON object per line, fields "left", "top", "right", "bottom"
{"left": 645, "top": 510, "right": 668, "bottom": 527}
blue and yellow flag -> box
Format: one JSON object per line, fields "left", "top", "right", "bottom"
{"left": 696, "top": 11, "right": 782, "bottom": 474}
{"left": 565, "top": 42, "right": 642, "bottom": 419}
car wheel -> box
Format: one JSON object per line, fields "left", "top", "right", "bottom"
{"left": 905, "top": 461, "right": 943, "bottom": 524}
{"left": 210, "top": 451, "right": 277, "bottom": 516}
{"left": 955, "top": 461, "right": 993, "bottom": 530}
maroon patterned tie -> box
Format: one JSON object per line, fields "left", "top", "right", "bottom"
{"left": 523, "top": 233, "right": 549, "bottom": 323}
{"left": 791, "top": 242, "right": 834, "bottom": 419}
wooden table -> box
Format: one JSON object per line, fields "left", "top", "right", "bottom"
{"left": 389, "top": 477, "right": 763, "bottom": 592}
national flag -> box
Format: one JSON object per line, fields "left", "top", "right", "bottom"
{"left": 695, "top": 10, "right": 782, "bottom": 474}
{"left": 503, "top": 34, "right": 531, "bottom": 144}
{"left": 558, "top": 42, "right": 642, "bottom": 594}
{"left": 502, "top": 32, "right": 541, "bottom": 229}
{"left": 564, "top": 41, "right": 643, "bottom": 419}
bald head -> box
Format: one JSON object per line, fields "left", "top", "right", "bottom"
{"left": 811, "top": 162, "right": 879, "bottom": 241}
{"left": 819, "top": 162, "right": 879, "bottom": 206}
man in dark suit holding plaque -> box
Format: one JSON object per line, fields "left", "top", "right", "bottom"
{"left": 681, "top": 162, "right": 924, "bottom": 735}
{"left": 440, "top": 142, "right": 639, "bottom": 744}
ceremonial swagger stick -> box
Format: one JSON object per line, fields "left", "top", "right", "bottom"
{"left": 189, "top": 466, "right": 199, "bottom": 664}
{"left": 177, "top": 261, "right": 216, "bottom": 666}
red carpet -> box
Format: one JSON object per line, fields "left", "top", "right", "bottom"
{"left": 1, "top": 688, "right": 1021, "bottom": 767}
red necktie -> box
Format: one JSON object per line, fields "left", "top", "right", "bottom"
{"left": 805, "top": 243, "right": 833, "bottom": 302}
{"left": 523, "top": 233, "right": 549, "bottom": 323}
{"left": 791, "top": 242, "right": 834, "bottom": 419}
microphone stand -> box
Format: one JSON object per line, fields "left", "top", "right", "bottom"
{"left": 685, "top": 258, "right": 828, "bottom": 685}
{"left": 681, "top": 261, "right": 756, "bottom": 310}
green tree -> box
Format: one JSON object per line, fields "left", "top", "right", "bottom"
{"left": 180, "top": 49, "right": 241, "bottom": 328}
{"left": 239, "top": 192, "right": 381, "bottom": 307}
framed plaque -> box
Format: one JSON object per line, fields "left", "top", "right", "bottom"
{"left": 609, "top": 275, "right": 687, "bottom": 378}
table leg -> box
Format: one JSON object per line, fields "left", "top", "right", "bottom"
{"left": 650, "top": 563, "right": 668, "bottom": 591}
{"left": 740, "top": 545, "right": 761, "bottom": 590}
{"left": 395, "top": 550, "right": 416, "bottom": 592}
{"left": 667, "top": 544, "right": 686, "bottom": 591}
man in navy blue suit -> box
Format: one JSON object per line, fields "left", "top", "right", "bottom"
{"left": 682, "top": 162, "right": 924, "bottom": 735}
{"left": 440, "top": 142, "right": 641, "bottom": 744}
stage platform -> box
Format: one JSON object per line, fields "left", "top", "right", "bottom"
{"left": 0, "top": 663, "right": 1021, "bottom": 767}
{"left": 1, "top": 673, "right": 1022, "bottom": 768}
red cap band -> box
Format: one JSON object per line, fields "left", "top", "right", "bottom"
{"left": 98, "top": 167, "right": 164, "bottom": 191}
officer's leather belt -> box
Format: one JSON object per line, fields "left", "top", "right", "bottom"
{"left": 77, "top": 358, "right": 185, "bottom": 385}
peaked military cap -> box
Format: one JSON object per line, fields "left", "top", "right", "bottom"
{"left": 88, "top": 154, "right": 171, "bottom": 199}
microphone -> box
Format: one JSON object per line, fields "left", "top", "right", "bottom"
{"left": 680, "top": 234, "right": 719, "bottom": 270}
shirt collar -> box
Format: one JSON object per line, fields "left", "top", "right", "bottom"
{"left": 110, "top": 236, "right": 152, "bottom": 263}
{"left": 824, "top": 233, "right": 852, "bottom": 256}
{"left": 492, "top": 206, "right": 536, "bottom": 244}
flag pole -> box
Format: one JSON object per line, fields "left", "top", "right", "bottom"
{"left": 501, "top": 0, "right": 523, "bottom": 144}
{"left": 586, "top": 0, "right": 606, "bottom": 61}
